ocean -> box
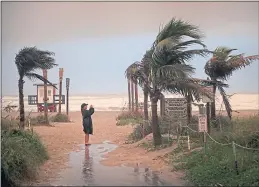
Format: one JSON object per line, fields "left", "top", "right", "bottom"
{"left": 1, "top": 93, "right": 258, "bottom": 112}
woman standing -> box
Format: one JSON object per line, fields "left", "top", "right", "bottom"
{"left": 81, "top": 103, "right": 95, "bottom": 146}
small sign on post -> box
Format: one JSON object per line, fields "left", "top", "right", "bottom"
{"left": 198, "top": 114, "right": 208, "bottom": 132}
{"left": 66, "top": 78, "right": 70, "bottom": 90}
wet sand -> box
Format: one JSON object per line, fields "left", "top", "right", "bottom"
{"left": 32, "top": 110, "right": 258, "bottom": 185}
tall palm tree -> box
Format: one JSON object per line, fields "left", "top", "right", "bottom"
{"left": 141, "top": 49, "right": 153, "bottom": 121}
{"left": 205, "top": 46, "right": 259, "bottom": 120}
{"left": 15, "top": 47, "right": 57, "bottom": 129}
{"left": 126, "top": 18, "right": 222, "bottom": 146}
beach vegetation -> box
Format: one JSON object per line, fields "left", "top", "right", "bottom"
{"left": 15, "top": 47, "right": 57, "bottom": 129}
{"left": 50, "top": 113, "right": 70, "bottom": 122}
{"left": 116, "top": 110, "right": 144, "bottom": 126}
{"left": 127, "top": 123, "right": 153, "bottom": 143}
{"left": 1, "top": 118, "right": 49, "bottom": 186}
{"left": 168, "top": 115, "right": 259, "bottom": 186}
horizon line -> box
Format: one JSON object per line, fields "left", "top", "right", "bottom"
{"left": 2, "top": 91, "right": 259, "bottom": 97}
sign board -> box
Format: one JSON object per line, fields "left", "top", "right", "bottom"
{"left": 66, "top": 78, "right": 70, "bottom": 89}
{"left": 37, "top": 85, "right": 54, "bottom": 104}
{"left": 198, "top": 114, "right": 208, "bottom": 132}
{"left": 164, "top": 98, "right": 187, "bottom": 120}
{"left": 53, "top": 95, "right": 65, "bottom": 104}
{"left": 202, "top": 86, "right": 213, "bottom": 103}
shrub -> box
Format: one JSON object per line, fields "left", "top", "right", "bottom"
{"left": 28, "top": 115, "right": 48, "bottom": 125}
{"left": 1, "top": 129, "right": 48, "bottom": 186}
{"left": 127, "top": 123, "right": 152, "bottom": 143}
{"left": 116, "top": 110, "right": 144, "bottom": 121}
{"left": 50, "top": 113, "right": 70, "bottom": 122}
{"left": 1, "top": 118, "right": 19, "bottom": 131}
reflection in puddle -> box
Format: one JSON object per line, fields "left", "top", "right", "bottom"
{"left": 51, "top": 143, "right": 182, "bottom": 186}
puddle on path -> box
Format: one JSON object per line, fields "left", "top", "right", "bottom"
{"left": 51, "top": 141, "right": 182, "bottom": 186}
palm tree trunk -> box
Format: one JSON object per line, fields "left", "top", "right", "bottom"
{"left": 143, "top": 85, "right": 149, "bottom": 121}
{"left": 18, "top": 78, "right": 25, "bottom": 129}
{"left": 128, "top": 79, "right": 131, "bottom": 111}
{"left": 151, "top": 95, "right": 162, "bottom": 146}
{"left": 187, "top": 93, "right": 192, "bottom": 125}
{"left": 160, "top": 94, "right": 165, "bottom": 117}
{"left": 131, "top": 81, "right": 135, "bottom": 111}
{"left": 211, "top": 84, "right": 217, "bottom": 120}
{"left": 135, "top": 83, "right": 138, "bottom": 111}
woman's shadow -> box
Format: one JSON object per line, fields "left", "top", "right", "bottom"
{"left": 82, "top": 146, "right": 94, "bottom": 185}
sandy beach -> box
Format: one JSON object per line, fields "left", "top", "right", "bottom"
{"left": 29, "top": 109, "right": 258, "bottom": 185}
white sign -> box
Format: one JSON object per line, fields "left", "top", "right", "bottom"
{"left": 37, "top": 86, "right": 54, "bottom": 104}
{"left": 164, "top": 98, "right": 187, "bottom": 120}
{"left": 198, "top": 114, "right": 208, "bottom": 132}
{"left": 202, "top": 86, "right": 213, "bottom": 103}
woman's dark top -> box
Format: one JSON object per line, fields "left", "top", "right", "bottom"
{"left": 82, "top": 108, "right": 95, "bottom": 134}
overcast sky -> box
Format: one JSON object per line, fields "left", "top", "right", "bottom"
{"left": 2, "top": 1, "right": 259, "bottom": 96}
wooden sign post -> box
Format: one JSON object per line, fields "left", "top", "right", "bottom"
{"left": 43, "top": 69, "right": 49, "bottom": 123}
{"left": 198, "top": 114, "right": 208, "bottom": 154}
{"left": 59, "top": 68, "right": 64, "bottom": 114}
{"left": 201, "top": 85, "right": 213, "bottom": 134}
{"left": 66, "top": 78, "right": 70, "bottom": 116}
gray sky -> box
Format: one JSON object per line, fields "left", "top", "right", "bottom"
{"left": 2, "top": 1, "right": 259, "bottom": 95}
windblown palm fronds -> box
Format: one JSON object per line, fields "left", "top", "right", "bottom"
{"left": 15, "top": 46, "right": 57, "bottom": 129}
{"left": 15, "top": 47, "right": 57, "bottom": 86}
{"left": 205, "top": 46, "right": 259, "bottom": 80}
{"left": 204, "top": 46, "right": 259, "bottom": 119}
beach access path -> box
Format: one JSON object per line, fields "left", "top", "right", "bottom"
{"left": 31, "top": 110, "right": 257, "bottom": 185}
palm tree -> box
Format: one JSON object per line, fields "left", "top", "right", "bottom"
{"left": 126, "top": 18, "right": 222, "bottom": 145}
{"left": 205, "top": 46, "right": 259, "bottom": 120}
{"left": 141, "top": 49, "right": 153, "bottom": 121}
{"left": 125, "top": 49, "right": 152, "bottom": 121}
{"left": 15, "top": 47, "right": 57, "bottom": 129}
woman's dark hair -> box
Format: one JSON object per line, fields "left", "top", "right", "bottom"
{"left": 81, "top": 103, "right": 87, "bottom": 115}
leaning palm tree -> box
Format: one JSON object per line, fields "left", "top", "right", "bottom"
{"left": 205, "top": 46, "right": 259, "bottom": 120}
{"left": 15, "top": 47, "right": 57, "bottom": 129}
{"left": 126, "top": 18, "right": 221, "bottom": 145}
{"left": 126, "top": 49, "right": 153, "bottom": 121}
{"left": 128, "top": 59, "right": 227, "bottom": 145}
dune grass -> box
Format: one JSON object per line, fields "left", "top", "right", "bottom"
{"left": 1, "top": 126, "right": 49, "bottom": 186}
{"left": 169, "top": 115, "right": 259, "bottom": 186}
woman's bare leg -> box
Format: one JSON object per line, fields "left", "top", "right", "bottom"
{"left": 85, "top": 134, "right": 89, "bottom": 145}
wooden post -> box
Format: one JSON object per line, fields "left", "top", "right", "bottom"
{"left": 59, "top": 68, "right": 64, "bottom": 114}
{"left": 43, "top": 69, "right": 49, "bottom": 124}
{"left": 128, "top": 79, "right": 131, "bottom": 111}
{"left": 66, "top": 78, "right": 70, "bottom": 116}
{"left": 135, "top": 83, "right": 138, "bottom": 111}
{"left": 203, "top": 131, "right": 207, "bottom": 154}
{"left": 131, "top": 80, "right": 135, "bottom": 111}
{"left": 187, "top": 93, "right": 192, "bottom": 125}
{"left": 160, "top": 94, "right": 165, "bottom": 117}
{"left": 206, "top": 102, "right": 210, "bottom": 134}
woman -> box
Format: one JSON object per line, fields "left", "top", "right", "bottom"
{"left": 81, "top": 103, "right": 95, "bottom": 146}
